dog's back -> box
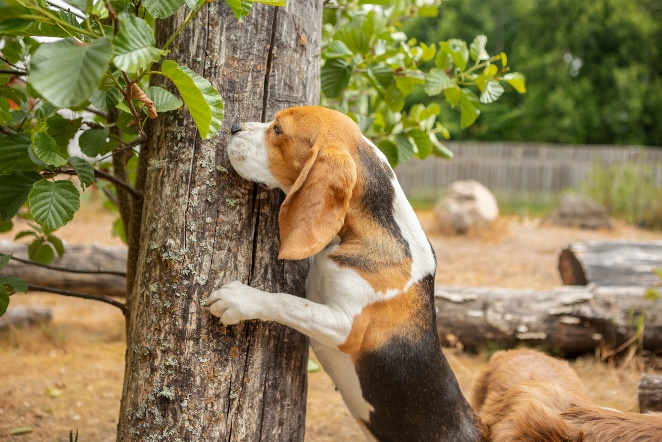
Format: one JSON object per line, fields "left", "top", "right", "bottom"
{"left": 472, "top": 349, "right": 662, "bottom": 442}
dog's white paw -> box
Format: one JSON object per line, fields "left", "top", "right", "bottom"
{"left": 207, "top": 281, "right": 264, "bottom": 325}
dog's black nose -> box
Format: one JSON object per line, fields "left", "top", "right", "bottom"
{"left": 231, "top": 122, "right": 242, "bottom": 134}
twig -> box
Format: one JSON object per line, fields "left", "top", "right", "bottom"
{"left": 0, "top": 56, "right": 21, "bottom": 70}
{"left": 59, "top": 168, "right": 143, "bottom": 199}
{"left": 102, "top": 187, "right": 119, "bottom": 207}
{"left": 26, "top": 283, "right": 127, "bottom": 314}
{"left": 103, "top": 0, "right": 119, "bottom": 35}
{"left": 7, "top": 255, "right": 127, "bottom": 276}
{"left": 92, "top": 137, "right": 144, "bottom": 165}
{"left": 85, "top": 106, "right": 108, "bottom": 118}
{"left": 0, "top": 69, "right": 27, "bottom": 76}
{"left": 0, "top": 124, "right": 17, "bottom": 135}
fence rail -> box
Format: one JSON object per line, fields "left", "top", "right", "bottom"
{"left": 395, "top": 142, "right": 662, "bottom": 203}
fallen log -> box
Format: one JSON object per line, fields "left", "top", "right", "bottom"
{"left": 0, "top": 305, "right": 52, "bottom": 330}
{"left": 639, "top": 374, "right": 662, "bottom": 413}
{"left": 435, "top": 285, "right": 662, "bottom": 357}
{"left": 0, "top": 240, "right": 127, "bottom": 297}
{"left": 559, "top": 240, "right": 662, "bottom": 287}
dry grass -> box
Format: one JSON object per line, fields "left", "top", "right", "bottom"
{"left": 1, "top": 206, "right": 661, "bottom": 440}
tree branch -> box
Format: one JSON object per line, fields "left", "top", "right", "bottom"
{"left": 0, "top": 69, "right": 27, "bottom": 76}
{"left": 8, "top": 255, "right": 127, "bottom": 276}
{"left": 85, "top": 106, "right": 108, "bottom": 119}
{"left": 94, "top": 168, "right": 143, "bottom": 199}
{"left": 0, "top": 124, "right": 17, "bottom": 135}
{"left": 59, "top": 168, "right": 143, "bottom": 199}
{"left": 26, "top": 283, "right": 127, "bottom": 315}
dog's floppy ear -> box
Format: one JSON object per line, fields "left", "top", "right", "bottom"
{"left": 278, "top": 142, "right": 357, "bottom": 260}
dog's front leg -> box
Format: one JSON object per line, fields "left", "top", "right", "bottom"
{"left": 208, "top": 281, "right": 350, "bottom": 348}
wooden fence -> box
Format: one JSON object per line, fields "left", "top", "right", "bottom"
{"left": 395, "top": 141, "right": 662, "bottom": 203}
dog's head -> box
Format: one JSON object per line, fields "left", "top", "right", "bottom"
{"left": 227, "top": 106, "right": 360, "bottom": 261}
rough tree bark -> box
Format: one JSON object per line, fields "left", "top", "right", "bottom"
{"left": 116, "top": 1, "right": 322, "bottom": 440}
{"left": 435, "top": 285, "right": 662, "bottom": 357}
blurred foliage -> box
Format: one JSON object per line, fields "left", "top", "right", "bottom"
{"left": 404, "top": 0, "right": 662, "bottom": 146}
{"left": 582, "top": 160, "right": 662, "bottom": 229}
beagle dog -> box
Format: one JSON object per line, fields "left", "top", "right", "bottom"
{"left": 208, "top": 106, "right": 486, "bottom": 441}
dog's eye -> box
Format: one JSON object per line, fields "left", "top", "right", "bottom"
{"left": 274, "top": 125, "right": 282, "bottom": 135}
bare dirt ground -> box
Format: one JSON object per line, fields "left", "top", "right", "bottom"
{"left": 1, "top": 203, "right": 661, "bottom": 441}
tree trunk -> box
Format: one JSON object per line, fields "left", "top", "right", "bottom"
{"left": 116, "top": 1, "right": 322, "bottom": 440}
{"left": 435, "top": 285, "right": 662, "bottom": 357}
{"left": 559, "top": 240, "right": 662, "bottom": 287}
{"left": 0, "top": 240, "right": 126, "bottom": 297}
{"left": 639, "top": 374, "right": 662, "bottom": 413}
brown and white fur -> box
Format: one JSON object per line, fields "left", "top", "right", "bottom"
{"left": 472, "top": 349, "right": 662, "bottom": 441}
{"left": 207, "top": 106, "right": 486, "bottom": 441}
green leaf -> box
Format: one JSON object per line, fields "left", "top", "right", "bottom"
{"left": 460, "top": 89, "right": 481, "bottom": 129}
{"left": 113, "top": 13, "right": 166, "bottom": 73}
{"left": 394, "top": 133, "right": 415, "bottom": 164}
{"left": 0, "top": 171, "right": 42, "bottom": 222}
{"left": 143, "top": 0, "right": 186, "bottom": 19}
{"left": 479, "top": 80, "right": 505, "bottom": 104}
{"left": 469, "top": 35, "right": 489, "bottom": 61}
{"left": 367, "top": 63, "right": 393, "bottom": 89}
{"left": 146, "top": 86, "right": 183, "bottom": 112}
{"left": 67, "top": 156, "right": 95, "bottom": 189}
{"left": 431, "top": 136, "right": 453, "bottom": 159}
{"left": 418, "top": 5, "right": 438, "bottom": 17}
{"left": 321, "top": 58, "right": 353, "bottom": 99}
{"left": 32, "top": 132, "right": 67, "bottom": 167}
{"left": 0, "top": 286, "right": 8, "bottom": 317}
{"left": 89, "top": 87, "right": 124, "bottom": 111}
{"left": 325, "top": 40, "right": 353, "bottom": 58}
{"left": 28, "top": 180, "right": 80, "bottom": 230}
{"left": 385, "top": 83, "right": 404, "bottom": 112}
{"left": 334, "top": 27, "right": 370, "bottom": 55}
{"left": 424, "top": 68, "right": 453, "bottom": 96}
{"left": 0, "top": 219, "right": 12, "bottom": 233}
{"left": 395, "top": 75, "right": 425, "bottom": 95}
{"left": 160, "top": 60, "right": 225, "bottom": 139}
{"left": 225, "top": 0, "right": 252, "bottom": 19}
{"left": 46, "top": 114, "right": 82, "bottom": 150}
{"left": 28, "top": 239, "right": 55, "bottom": 264}
{"left": 253, "top": 0, "right": 286, "bottom": 5}
{"left": 307, "top": 357, "right": 320, "bottom": 373}
{"left": 504, "top": 72, "right": 526, "bottom": 93}
{"left": 112, "top": 217, "right": 127, "bottom": 243}
{"left": 46, "top": 234, "right": 65, "bottom": 258}
{"left": 377, "top": 140, "right": 398, "bottom": 168}
{"left": 408, "top": 129, "right": 432, "bottom": 159}
{"left": 79, "top": 128, "right": 110, "bottom": 157}
{"left": 0, "top": 133, "right": 32, "bottom": 175}
{"left": 29, "top": 37, "right": 113, "bottom": 108}
{"left": 0, "top": 254, "right": 9, "bottom": 270}
{"left": 14, "top": 230, "right": 38, "bottom": 240}
{"left": 0, "top": 276, "right": 28, "bottom": 293}
{"left": 63, "top": 0, "right": 90, "bottom": 13}
{"left": 444, "top": 86, "right": 462, "bottom": 107}
{"left": 442, "top": 39, "right": 469, "bottom": 71}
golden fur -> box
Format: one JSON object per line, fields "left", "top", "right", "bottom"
{"left": 472, "top": 349, "right": 662, "bottom": 442}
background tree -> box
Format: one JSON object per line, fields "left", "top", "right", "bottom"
{"left": 404, "top": 0, "right": 662, "bottom": 145}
